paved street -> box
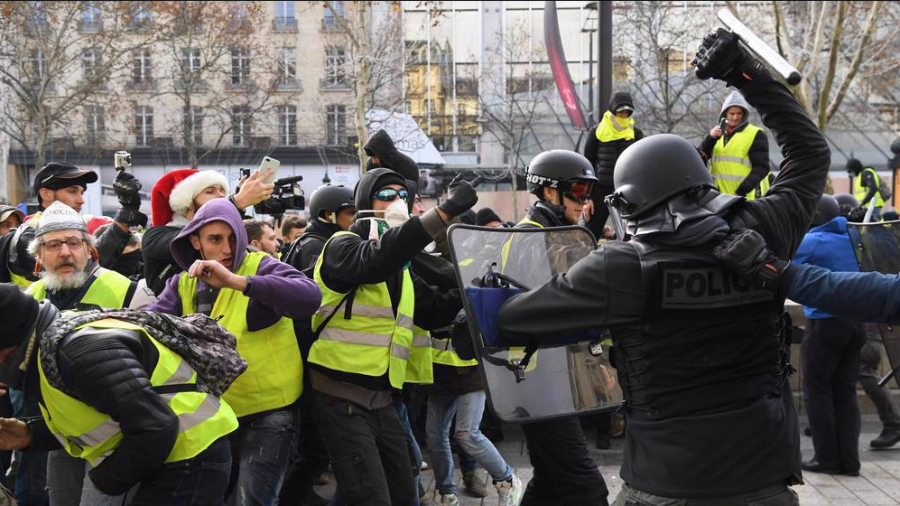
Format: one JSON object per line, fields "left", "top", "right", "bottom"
{"left": 313, "top": 417, "right": 900, "bottom": 505}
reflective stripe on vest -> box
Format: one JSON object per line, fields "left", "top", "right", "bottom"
{"left": 178, "top": 251, "right": 302, "bottom": 417}
{"left": 853, "top": 167, "right": 885, "bottom": 208}
{"left": 309, "top": 231, "right": 417, "bottom": 389}
{"left": 710, "top": 125, "right": 770, "bottom": 200}
{"left": 27, "top": 268, "right": 132, "bottom": 308}
{"left": 431, "top": 337, "right": 478, "bottom": 367}
{"left": 405, "top": 326, "right": 435, "bottom": 384}
{"left": 37, "top": 318, "right": 238, "bottom": 467}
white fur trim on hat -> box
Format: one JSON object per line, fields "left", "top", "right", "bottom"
{"left": 168, "top": 171, "right": 230, "bottom": 216}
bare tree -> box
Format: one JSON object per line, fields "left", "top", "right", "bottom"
{"left": 152, "top": 1, "right": 303, "bottom": 168}
{"left": 0, "top": 2, "right": 152, "bottom": 168}
{"left": 617, "top": 1, "right": 717, "bottom": 135}
{"left": 475, "top": 22, "right": 553, "bottom": 221}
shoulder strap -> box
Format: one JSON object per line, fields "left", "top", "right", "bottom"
{"left": 312, "top": 289, "right": 356, "bottom": 338}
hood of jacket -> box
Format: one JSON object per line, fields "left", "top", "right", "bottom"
{"left": 809, "top": 216, "right": 849, "bottom": 236}
{"left": 720, "top": 91, "right": 750, "bottom": 119}
{"left": 608, "top": 91, "right": 634, "bottom": 113}
{"left": 171, "top": 199, "right": 247, "bottom": 273}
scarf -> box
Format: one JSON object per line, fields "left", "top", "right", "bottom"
{"left": 595, "top": 111, "right": 635, "bottom": 142}
{"left": 40, "top": 308, "right": 247, "bottom": 397}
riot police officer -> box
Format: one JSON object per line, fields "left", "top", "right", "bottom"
{"left": 498, "top": 29, "right": 830, "bottom": 505}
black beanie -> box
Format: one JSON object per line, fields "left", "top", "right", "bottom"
{"left": 476, "top": 208, "right": 502, "bottom": 226}
{"left": 459, "top": 209, "right": 477, "bottom": 225}
{"left": 0, "top": 284, "right": 40, "bottom": 349}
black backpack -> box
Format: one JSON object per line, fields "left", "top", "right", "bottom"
{"left": 281, "top": 232, "right": 327, "bottom": 278}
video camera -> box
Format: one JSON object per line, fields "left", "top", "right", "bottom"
{"left": 115, "top": 151, "right": 132, "bottom": 171}
{"left": 253, "top": 175, "right": 305, "bottom": 216}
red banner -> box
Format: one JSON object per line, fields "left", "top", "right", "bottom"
{"left": 544, "top": 1, "right": 587, "bottom": 131}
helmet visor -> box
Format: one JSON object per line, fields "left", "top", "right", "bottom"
{"left": 566, "top": 181, "right": 593, "bottom": 203}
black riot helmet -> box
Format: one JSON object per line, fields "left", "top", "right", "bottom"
{"left": 811, "top": 194, "right": 840, "bottom": 227}
{"left": 609, "top": 134, "right": 714, "bottom": 219}
{"left": 309, "top": 184, "right": 355, "bottom": 221}
{"left": 834, "top": 193, "right": 859, "bottom": 217}
{"left": 526, "top": 150, "right": 598, "bottom": 205}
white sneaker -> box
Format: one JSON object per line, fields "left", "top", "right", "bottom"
{"left": 495, "top": 474, "right": 523, "bottom": 506}
{"left": 433, "top": 491, "right": 460, "bottom": 506}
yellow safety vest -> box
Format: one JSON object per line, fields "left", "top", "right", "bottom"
{"left": 431, "top": 336, "right": 478, "bottom": 368}
{"left": 37, "top": 318, "right": 238, "bottom": 467}
{"left": 595, "top": 111, "right": 635, "bottom": 142}
{"left": 405, "top": 326, "right": 435, "bottom": 384}
{"left": 710, "top": 125, "right": 770, "bottom": 200}
{"left": 27, "top": 268, "right": 132, "bottom": 308}
{"left": 853, "top": 167, "right": 885, "bottom": 208}
{"left": 10, "top": 272, "right": 32, "bottom": 289}
{"left": 178, "top": 251, "right": 302, "bottom": 417}
{"left": 500, "top": 218, "right": 543, "bottom": 269}
{"left": 309, "top": 231, "right": 417, "bottom": 390}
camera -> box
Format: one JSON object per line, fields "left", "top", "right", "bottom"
{"left": 254, "top": 175, "right": 305, "bottom": 216}
{"left": 115, "top": 151, "right": 133, "bottom": 170}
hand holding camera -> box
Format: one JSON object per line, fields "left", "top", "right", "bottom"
{"left": 112, "top": 151, "right": 148, "bottom": 228}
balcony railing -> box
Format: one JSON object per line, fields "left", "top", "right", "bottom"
{"left": 273, "top": 17, "right": 298, "bottom": 33}
{"left": 319, "top": 78, "right": 350, "bottom": 90}
{"left": 320, "top": 17, "right": 343, "bottom": 31}
{"left": 79, "top": 19, "right": 103, "bottom": 33}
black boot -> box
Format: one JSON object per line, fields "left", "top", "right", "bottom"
{"left": 871, "top": 428, "right": 900, "bottom": 449}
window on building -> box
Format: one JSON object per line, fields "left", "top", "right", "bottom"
{"left": 30, "top": 49, "right": 45, "bottom": 81}
{"left": 231, "top": 106, "right": 251, "bottom": 146}
{"left": 231, "top": 48, "right": 250, "bottom": 86}
{"left": 324, "top": 0, "right": 344, "bottom": 26}
{"left": 132, "top": 49, "right": 152, "bottom": 84}
{"left": 325, "top": 105, "right": 346, "bottom": 146}
{"left": 276, "top": 48, "right": 296, "bottom": 84}
{"left": 82, "top": 48, "right": 101, "bottom": 79}
{"left": 276, "top": 1, "right": 295, "bottom": 20}
{"left": 324, "top": 48, "right": 346, "bottom": 86}
{"left": 135, "top": 106, "right": 153, "bottom": 146}
{"left": 278, "top": 105, "right": 297, "bottom": 145}
{"left": 180, "top": 48, "right": 202, "bottom": 74}
{"left": 84, "top": 105, "right": 104, "bottom": 141}
{"left": 183, "top": 107, "right": 203, "bottom": 146}
{"left": 81, "top": 2, "right": 101, "bottom": 31}
{"left": 131, "top": 3, "right": 151, "bottom": 27}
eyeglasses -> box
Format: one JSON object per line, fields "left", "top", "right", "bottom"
{"left": 42, "top": 237, "right": 84, "bottom": 253}
{"left": 372, "top": 188, "right": 410, "bottom": 202}
{"left": 565, "top": 181, "right": 593, "bottom": 203}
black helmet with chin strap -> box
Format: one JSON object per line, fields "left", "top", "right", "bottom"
{"left": 526, "top": 150, "right": 598, "bottom": 206}
{"left": 309, "top": 184, "right": 355, "bottom": 221}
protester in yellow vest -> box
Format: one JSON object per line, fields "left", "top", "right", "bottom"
{"left": 148, "top": 198, "right": 321, "bottom": 505}
{"left": 309, "top": 167, "right": 477, "bottom": 505}
{"left": 700, "top": 91, "right": 771, "bottom": 200}
{"left": 846, "top": 158, "right": 889, "bottom": 220}
{"left": 0, "top": 284, "right": 241, "bottom": 505}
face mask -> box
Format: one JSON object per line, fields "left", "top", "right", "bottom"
{"left": 113, "top": 250, "right": 142, "bottom": 277}
{"left": 384, "top": 198, "right": 410, "bottom": 228}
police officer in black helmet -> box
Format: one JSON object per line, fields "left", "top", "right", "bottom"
{"left": 498, "top": 28, "right": 832, "bottom": 505}
{"left": 502, "top": 149, "right": 610, "bottom": 505}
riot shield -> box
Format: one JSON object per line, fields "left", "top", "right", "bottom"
{"left": 849, "top": 220, "right": 900, "bottom": 384}
{"left": 448, "top": 224, "right": 623, "bottom": 423}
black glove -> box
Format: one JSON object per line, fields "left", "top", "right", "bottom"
{"left": 115, "top": 207, "right": 148, "bottom": 228}
{"left": 439, "top": 174, "right": 481, "bottom": 219}
{"left": 713, "top": 229, "right": 788, "bottom": 290}
{"left": 847, "top": 206, "right": 867, "bottom": 223}
{"left": 113, "top": 170, "right": 142, "bottom": 208}
{"left": 691, "top": 28, "right": 770, "bottom": 88}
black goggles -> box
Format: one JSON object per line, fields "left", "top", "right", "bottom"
{"left": 564, "top": 180, "right": 593, "bottom": 203}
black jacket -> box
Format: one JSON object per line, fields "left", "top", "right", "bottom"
{"left": 499, "top": 76, "right": 830, "bottom": 497}
{"left": 142, "top": 225, "right": 182, "bottom": 296}
{"left": 312, "top": 215, "right": 462, "bottom": 391}
{"left": 583, "top": 125, "right": 645, "bottom": 188}
{"left": 699, "top": 122, "right": 771, "bottom": 197}
{"left": 28, "top": 325, "right": 179, "bottom": 497}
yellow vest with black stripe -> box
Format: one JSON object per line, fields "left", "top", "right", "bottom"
{"left": 431, "top": 336, "right": 478, "bottom": 367}
{"left": 710, "top": 125, "right": 770, "bottom": 200}
{"left": 309, "top": 231, "right": 417, "bottom": 389}
{"left": 27, "top": 268, "right": 132, "bottom": 308}
{"left": 853, "top": 167, "right": 885, "bottom": 208}
{"left": 37, "top": 318, "right": 238, "bottom": 467}
{"left": 178, "top": 251, "right": 302, "bottom": 417}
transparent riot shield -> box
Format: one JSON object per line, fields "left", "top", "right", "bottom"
{"left": 849, "top": 220, "right": 900, "bottom": 384}
{"left": 448, "top": 224, "right": 623, "bottom": 423}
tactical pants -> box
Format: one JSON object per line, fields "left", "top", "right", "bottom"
{"left": 858, "top": 331, "right": 900, "bottom": 431}
{"left": 802, "top": 318, "right": 866, "bottom": 473}
{"left": 613, "top": 482, "right": 798, "bottom": 506}
{"left": 521, "top": 416, "right": 609, "bottom": 506}
{"left": 313, "top": 391, "right": 416, "bottom": 506}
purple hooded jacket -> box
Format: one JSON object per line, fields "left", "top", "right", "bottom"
{"left": 148, "top": 199, "right": 321, "bottom": 329}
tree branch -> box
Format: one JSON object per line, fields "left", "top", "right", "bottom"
{"left": 817, "top": 0, "right": 848, "bottom": 129}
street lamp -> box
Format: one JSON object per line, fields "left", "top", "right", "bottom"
{"left": 322, "top": 173, "right": 331, "bottom": 185}
{"left": 582, "top": 2, "right": 599, "bottom": 125}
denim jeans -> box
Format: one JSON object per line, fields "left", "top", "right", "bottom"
{"left": 426, "top": 390, "right": 513, "bottom": 496}
{"left": 227, "top": 409, "right": 297, "bottom": 506}
{"left": 11, "top": 389, "right": 48, "bottom": 506}
{"left": 613, "top": 482, "right": 797, "bottom": 506}
{"left": 130, "top": 436, "right": 232, "bottom": 505}
{"left": 394, "top": 398, "right": 421, "bottom": 506}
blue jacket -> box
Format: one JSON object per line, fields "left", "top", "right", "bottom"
{"left": 792, "top": 216, "right": 859, "bottom": 319}
{"left": 784, "top": 263, "right": 900, "bottom": 324}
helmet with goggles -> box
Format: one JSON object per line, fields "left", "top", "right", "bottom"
{"left": 526, "top": 150, "right": 598, "bottom": 204}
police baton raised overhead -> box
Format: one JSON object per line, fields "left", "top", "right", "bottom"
{"left": 715, "top": 9, "right": 802, "bottom": 85}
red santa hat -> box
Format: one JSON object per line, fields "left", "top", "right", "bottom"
{"left": 151, "top": 169, "right": 229, "bottom": 227}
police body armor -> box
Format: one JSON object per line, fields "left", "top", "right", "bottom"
{"left": 603, "top": 239, "right": 799, "bottom": 496}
